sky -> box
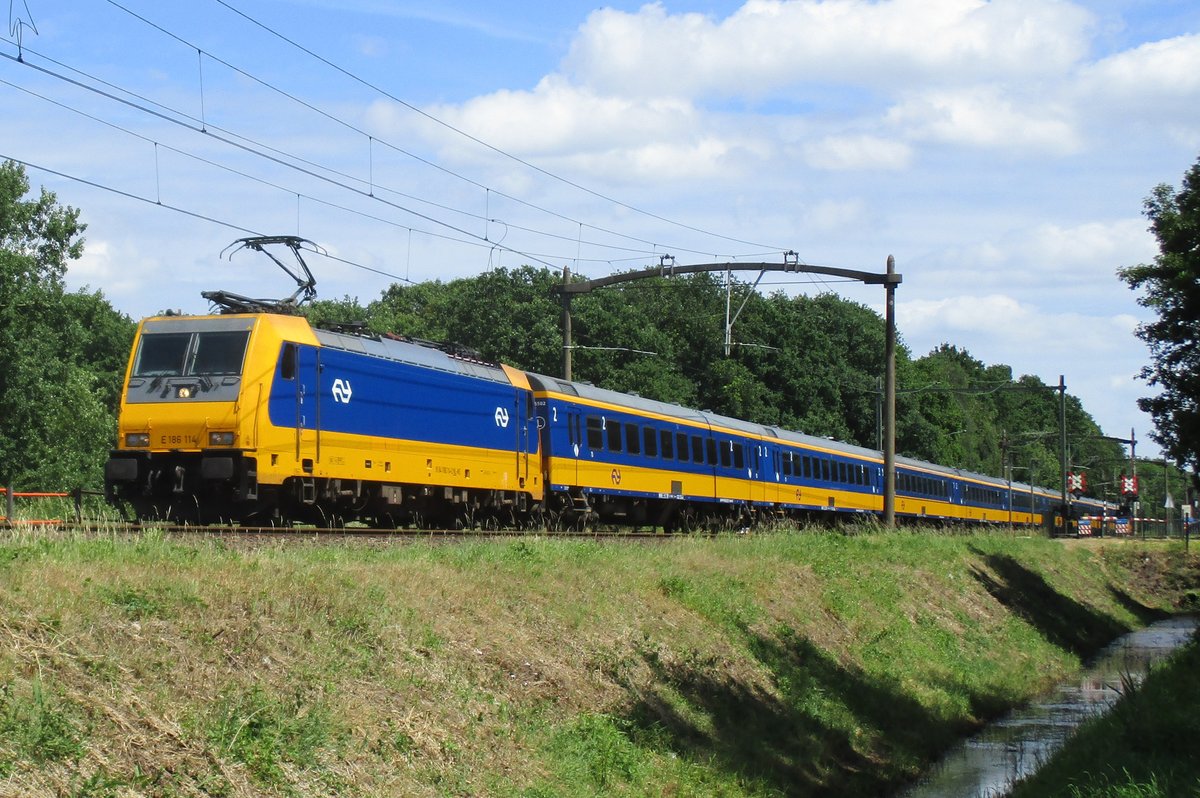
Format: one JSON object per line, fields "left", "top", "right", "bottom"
{"left": 3, "top": 0, "right": 1199, "bottom": 459}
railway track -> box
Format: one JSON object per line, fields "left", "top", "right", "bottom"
{"left": 2, "top": 519, "right": 721, "bottom": 544}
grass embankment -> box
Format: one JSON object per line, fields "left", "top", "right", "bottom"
{"left": 1009, "top": 629, "right": 1200, "bottom": 798}
{"left": 0, "top": 528, "right": 1195, "bottom": 798}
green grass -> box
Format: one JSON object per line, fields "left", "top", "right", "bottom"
{"left": 0, "top": 677, "right": 84, "bottom": 769}
{"left": 203, "top": 682, "right": 338, "bottom": 786}
{"left": 0, "top": 527, "right": 1195, "bottom": 796}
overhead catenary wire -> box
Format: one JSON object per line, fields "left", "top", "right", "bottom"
{"left": 0, "top": 47, "right": 566, "bottom": 271}
{"left": 0, "top": 153, "right": 418, "bottom": 285}
{"left": 0, "top": 6, "right": 830, "bottom": 306}
{"left": 0, "top": 37, "right": 767, "bottom": 271}
{"left": 98, "top": 0, "right": 786, "bottom": 263}
{"left": 207, "top": 0, "right": 788, "bottom": 256}
{"left": 0, "top": 75, "right": 661, "bottom": 265}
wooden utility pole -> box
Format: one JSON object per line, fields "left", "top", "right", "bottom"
{"left": 883, "top": 255, "right": 897, "bottom": 527}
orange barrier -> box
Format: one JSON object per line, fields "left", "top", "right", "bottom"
{"left": 1, "top": 487, "right": 72, "bottom": 526}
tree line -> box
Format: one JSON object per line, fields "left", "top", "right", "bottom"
{"left": 2, "top": 157, "right": 1195, "bottom": 509}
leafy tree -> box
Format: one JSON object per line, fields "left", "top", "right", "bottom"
{"left": 1119, "top": 155, "right": 1200, "bottom": 490}
{"left": 0, "top": 160, "right": 133, "bottom": 490}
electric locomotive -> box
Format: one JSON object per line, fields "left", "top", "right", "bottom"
{"left": 104, "top": 238, "right": 541, "bottom": 526}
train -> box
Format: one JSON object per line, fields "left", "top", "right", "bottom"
{"left": 104, "top": 239, "right": 1110, "bottom": 531}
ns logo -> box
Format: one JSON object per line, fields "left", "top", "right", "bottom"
{"left": 331, "top": 378, "right": 353, "bottom": 404}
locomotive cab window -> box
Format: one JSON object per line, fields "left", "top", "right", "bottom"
{"left": 133, "top": 330, "right": 250, "bottom": 377}
{"left": 191, "top": 331, "right": 251, "bottom": 375}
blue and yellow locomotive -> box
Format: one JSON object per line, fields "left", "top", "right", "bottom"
{"left": 104, "top": 311, "right": 541, "bottom": 525}
{"left": 105, "top": 238, "right": 1105, "bottom": 530}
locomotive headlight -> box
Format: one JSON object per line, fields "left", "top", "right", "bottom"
{"left": 177, "top": 386, "right": 193, "bottom": 399}
{"left": 125, "top": 432, "right": 150, "bottom": 447}
{"left": 208, "top": 431, "right": 236, "bottom": 446}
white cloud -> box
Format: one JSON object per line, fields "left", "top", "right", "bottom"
{"left": 804, "top": 134, "right": 912, "bottom": 170}
{"left": 803, "top": 198, "right": 871, "bottom": 233}
{"left": 1075, "top": 33, "right": 1200, "bottom": 140}
{"left": 69, "top": 239, "right": 115, "bottom": 285}
{"left": 365, "top": 76, "right": 777, "bottom": 185}
{"left": 885, "top": 87, "right": 1081, "bottom": 153}
{"left": 918, "top": 218, "right": 1156, "bottom": 293}
{"left": 902, "top": 293, "right": 1139, "bottom": 356}
{"left": 429, "top": 76, "right": 698, "bottom": 156}
{"left": 900, "top": 293, "right": 1152, "bottom": 435}
{"left": 1082, "top": 33, "right": 1200, "bottom": 100}
{"left": 564, "top": 0, "right": 1093, "bottom": 100}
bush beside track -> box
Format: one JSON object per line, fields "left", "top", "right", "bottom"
{"left": 0, "top": 527, "right": 1196, "bottom": 797}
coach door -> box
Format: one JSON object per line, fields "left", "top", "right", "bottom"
{"left": 514, "top": 388, "right": 532, "bottom": 489}
{"left": 280, "top": 343, "right": 321, "bottom": 472}
{"left": 750, "top": 441, "right": 766, "bottom": 505}
{"left": 564, "top": 407, "right": 582, "bottom": 487}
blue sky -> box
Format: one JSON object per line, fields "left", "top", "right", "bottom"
{"left": 4, "top": 0, "right": 1200, "bottom": 460}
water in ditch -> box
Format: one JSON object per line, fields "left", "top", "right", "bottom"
{"left": 896, "top": 615, "right": 1198, "bottom": 798}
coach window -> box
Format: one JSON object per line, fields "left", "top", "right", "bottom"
{"left": 782, "top": 453, "right": 793, "bottom": 477}
{"left": 643, "top": 427, "right": 658, "bottom": 458}
{"left": 661, "top": 430, "right": 674, "bottom": 460}
{"left": 607, "top": 420, "right": 623, "bottom": 452}
{"left": 822, "top": 459, "right": 832, "bottom": 482}
{"left": 800, "top": 456, "right": 810, "bottom": 479}
{"left": 691, "top": 435, "right": 705, "bottom": 463}
{"left": 733, "top": 443, "right": 745, "bottom": 469}
{"left": 706, "top": 438, "right": 718, "bottom": 465}
{"left": 837, "top": 462, "right": 847, "bottom": 484}
{"left": 719, "top": 440, "right": 732, "bottom": 468}
{"left": 625, "top": 423, "right": 641, "bottom": 455}
{"left": 586, "top": 416, "right": 603, "bottom": 450}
